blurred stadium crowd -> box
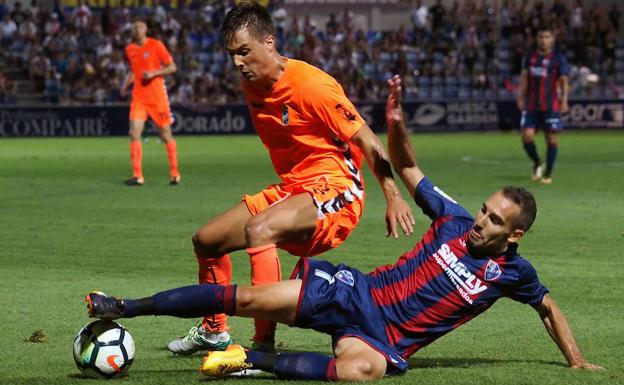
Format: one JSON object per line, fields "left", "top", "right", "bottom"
{"left": 0, "top": 0, "right": 622, "bottom": 105}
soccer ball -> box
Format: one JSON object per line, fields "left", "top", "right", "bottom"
{"left": 73, "top": 320, "right": 135, "bottom": 379}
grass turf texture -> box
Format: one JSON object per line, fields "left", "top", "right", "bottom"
{"left": 0, "top": 131, "right": 622, "bottom": 385}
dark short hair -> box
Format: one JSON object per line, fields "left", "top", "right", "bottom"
{"left": 537, "top": 25, "right": 553, "bottom": 34}
{"left": 221, "top": 2, "right": 276, "bottom": 46}
{"left": 501, "top": 186, "right": 537, "bottom": 231}
{"left": 132, "top": 17, "right": 149, "bottom": 26}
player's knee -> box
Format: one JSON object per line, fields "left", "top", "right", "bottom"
{"left": 192, "top": 230, "right": 220, "bottom": 258}
{"left": 233, "top": 287, "right": 254, "bottom": 310}
{"left": 337, "top": 357, "right": 384, "bottom": 381}
{"left": 191, "top": 231, "right": 202, "bottom": 248}
{"left": 160, "top": 129, "right": 173, "bottom": 142}
{"left": 129, "top": 131, "right": 141, "bottom": 141}
{"left": 245, "top": 216, "right": 275, "bottom": 245}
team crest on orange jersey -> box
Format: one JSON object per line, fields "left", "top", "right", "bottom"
{"left": 282, "top": 104, "right": 289, "bottom": 125}
{"left": 335, "top": 104, "right": 357, "bottom": 124}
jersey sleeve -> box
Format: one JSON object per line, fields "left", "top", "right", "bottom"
{"left": 302, "top": 77, "right": 366, "bottom": 142}
{"left": 413, "top": 177, "right": 472, "bottom": 221}
{"left": 157, "top": 40, "right": 173, "bottom": 65}
{"left": 507, "top": 260, "right": 550, "bottom": 305}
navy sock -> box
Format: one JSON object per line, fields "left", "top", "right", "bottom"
{"left": 245, "top": 350, "right": 277, "bottom": 372}
{"left": 124, "top": 284, "right": 237, "bottom": 318}
{"left": 123, "top": 297, "right": 153, "bottom": 317}
{"left": 523, "top": 141, "right": 540, "bottom": 165}
{"left": 267, "top": 352, "right": 338, "bottom": 381}
{"left": 545, "top": 144, "right": 558, "bottom": 177}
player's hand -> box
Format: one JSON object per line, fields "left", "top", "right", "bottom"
{"left": 120, "top": 86, "right": 128, "bottom": 98}
{"left": 517, "top": 98, "right": 525, "bottom": 111}
{"left": 142, "top": 71, "right": 156, "bottom": 80}
{"left": 385, "top": 195, "right": 415, "bottom": 238}
{"left": 386, "top": 75, "right": 402, "bottom": 123}
{"left": 560, "top": 100, "right": 569, "bottom": 114}
{"left": 570, "top": 361, "right": 605, "bottom": 371}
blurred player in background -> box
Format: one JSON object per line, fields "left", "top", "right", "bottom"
{"left": 517, "top": 25, "right": 569, "bottom": 184}
{"left": 121, "top": 18, "right": 180, "bottom": 186}
{"left": 167, "top": 2, "right": 414, "bottom": 355}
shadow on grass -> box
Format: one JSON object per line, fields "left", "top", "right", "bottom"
{"left": 408, "top": 356, "right": 566, "bottom": 368}
{"left": 155, "top": 345, "right": 202, "bottom": 357}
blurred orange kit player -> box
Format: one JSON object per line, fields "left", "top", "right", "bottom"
{"left": 121, "top": 19, "right": 180, "bottom": 186}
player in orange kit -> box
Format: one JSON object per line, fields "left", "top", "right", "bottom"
{"left": 167, "top": 3, "right": 415, "bottom": 354}
{"left": 121, "top": 19, "right": 180, "bottom": 186}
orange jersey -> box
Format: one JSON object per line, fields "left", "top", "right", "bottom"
{"left": 125, "top": 38, "right": 173, "bottom": 102}
{"left": 242, "top": 58, "right": 366, "bottom": 189}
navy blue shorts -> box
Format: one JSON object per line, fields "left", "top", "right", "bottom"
{"left": 290, "top": 258, "right": 408, "bottom": 374}
{"left": 520, "top": 110, "right": 563, "bottom": 132}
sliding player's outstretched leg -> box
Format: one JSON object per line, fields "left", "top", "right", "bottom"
{"left": 198, "top": 337, "right": 386, "bottom": 380}
{"left": 86, "top": 284, "right": 238, "bottom": 321}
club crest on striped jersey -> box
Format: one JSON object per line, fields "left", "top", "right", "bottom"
{"left": 484, "top": 259, "right": 502, "bottom": 281}
{"left": 313, "top": 269, "right": 355, "bottom": 287}
{"left": 335, "top": 270, "right": 355, "bottom": 286}
{"left": 281, "top": 104, "right": 289, "bottom": 125}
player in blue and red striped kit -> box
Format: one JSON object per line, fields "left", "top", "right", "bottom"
{"left": 517, "top": 25, "right": 570, "bottom": 184}
{"left": 85, "top": 76, "right": 602, "bottom": 381}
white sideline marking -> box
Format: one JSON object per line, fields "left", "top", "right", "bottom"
{"left": 461, "top": 156, "right": 624, "bottom": 166}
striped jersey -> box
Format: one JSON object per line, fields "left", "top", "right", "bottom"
{"left": 366, "top": 178, "right": 549, "bottom": 359}
{"left": 523, "top": 50, "right": 569, "bottom": 112}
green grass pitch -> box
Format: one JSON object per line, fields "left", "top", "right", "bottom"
{"left": 0, "top": 131, "right": 622, "bottom": 384}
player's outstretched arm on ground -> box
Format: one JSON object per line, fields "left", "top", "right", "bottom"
{"left": 532, "top": 294, "right": 604, "bottom": 371}
{"left": 349, "top": 122, "right": 415, "bottom": 238}
{"left": 386, "top": 75, "right": 425, "bottom": 196}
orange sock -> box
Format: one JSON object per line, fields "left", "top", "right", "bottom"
{"left": 247, "top": 244, "right": 281, "bottom": 344}
{"left": 165, "top": 140, "right": 179, "bottom": 177}
{"left": 198, "top": 254, "right": 232, "bottom": 333}
{"left": 129, "top": 140, "right": 143, "bottom": 179}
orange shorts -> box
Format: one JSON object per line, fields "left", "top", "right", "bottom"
{"left": 243, "top": 180, "right": 365, "bottom": 257}
{"left": 129, "top": 98, "right": 174, "bottom": 128}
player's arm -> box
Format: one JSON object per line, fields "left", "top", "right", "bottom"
{"left": 517, "top": 69, "right": 528, "bottom": 111}
{"left": 558, "top": 75, "right": 569, "bottom": 114}
{"left": 120, "top": 72, "right": 134, "bottom": 98}
{"left": 558, "top": 54, "right": 570, "bottom": 114}
{"left": 386, "top": 75, "right": 425, "bottom": 195}
{"left": 144, "top": 42, "right": 177, "bottom": 80}
{"left": 350, "top": 123, "right": 415, "bottom": 238}
{"left": 532, "top": 294, "right": 604, "bottom": 370}
{"left": 143, "top": 61, "right": 177, "bottom": 80}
